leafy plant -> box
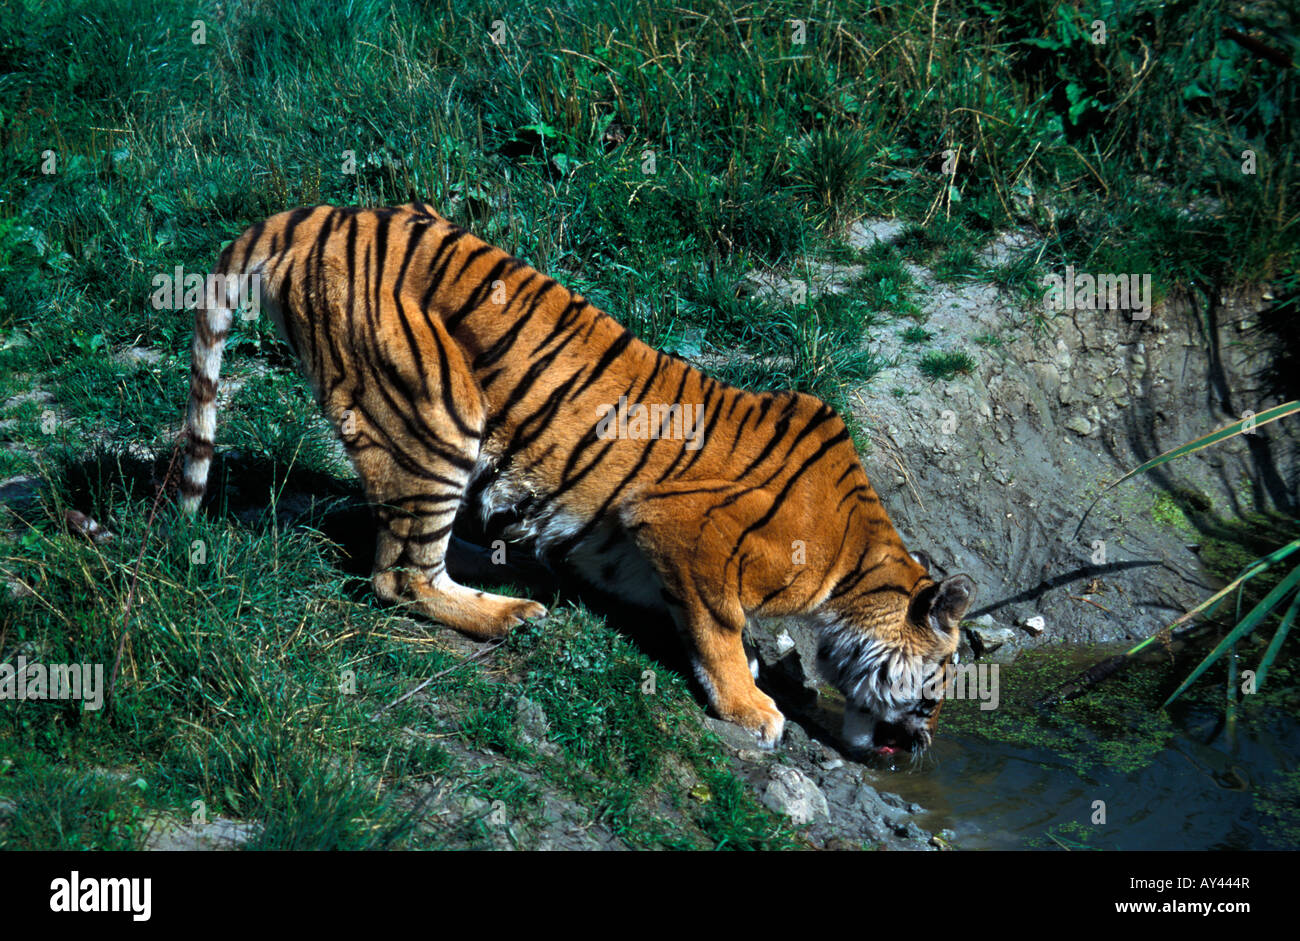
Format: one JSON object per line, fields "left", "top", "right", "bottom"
{"left": 1060, "top": 402, "right": 1300, "bottom": 707}
{"left": 790, "top": 127, "right": 874, "bottom": 227}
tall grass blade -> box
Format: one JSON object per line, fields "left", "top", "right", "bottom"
{"left": 1162, "top": 562, "right": 1300, "bottom": 707}
{"left": 1124, "top": 537, "right": 1300, "bottom": 658}
{"left": 1255, "top": 592, "right": 1300, "bottom": 690}
{"left": 1073, "top": 401, "right": 1299, "bottom": 538}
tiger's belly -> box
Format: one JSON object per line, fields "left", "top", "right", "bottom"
{"left": 468, "top": 465, "right": 666, "bottom": 611}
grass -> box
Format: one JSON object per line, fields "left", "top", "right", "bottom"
{"left": 0, "top": 0, "right": 1296, "bottom": 848}
{"left": 0, "top": 462, "right": 800, "bottom": 849}
{"left": 918, "top": 350, "right": 978, "bottom": 381}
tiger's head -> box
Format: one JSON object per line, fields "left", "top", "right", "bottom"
{"left": 817, "top": 550, "right": 975, "bottom": 757}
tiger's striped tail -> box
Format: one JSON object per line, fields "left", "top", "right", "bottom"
{"left": 178, "top": 269, "right": 239, "bottom": 514}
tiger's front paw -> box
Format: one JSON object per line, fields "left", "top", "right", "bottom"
{"left": 720, "top": 691, "right": 786, "bottom": 749}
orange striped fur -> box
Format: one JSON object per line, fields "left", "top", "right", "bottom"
{"left": 181, "top": 202, "right": 975, "bottom": 749}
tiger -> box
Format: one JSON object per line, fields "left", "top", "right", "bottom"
{"left": 179, "top": 201, "right": 975, "bottom": 753}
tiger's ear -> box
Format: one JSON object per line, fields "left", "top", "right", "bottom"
{"left": 910, "top": 574, "right": 975, "bottom": 636}
{"left": 928, "top": 574, "right": 975, "bottom": 632}
{"left": 910, "top": 550, "right": 933, "bottom": 572}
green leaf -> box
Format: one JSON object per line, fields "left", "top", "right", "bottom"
{"left": 520, "top": 122, "right": 559, "bottom": 140}
{"left": 1255, "top": 592, "right": 1300, "bottom": 690}
{"left": 1124, "top": 538, "right": 1300, "bottom": 658}
{"left": 1162, "top": 562, "right": 1300, "bottom": 707}
{"left": 1117, "top": 402, "right": 1299, "bottom": 483}
{"left": 1074, "top": 401, "right": 1300, "bottom": 537}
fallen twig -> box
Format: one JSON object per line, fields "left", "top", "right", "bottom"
{"left": 369, "top": 639, "right": 504, "bottom": 720}
{"left": 1067, "top": 593, "right": 1115, "bottom": 616}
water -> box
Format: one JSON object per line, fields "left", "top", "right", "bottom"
{"left": 852, "top": 643, "right": 1300, "bottom": 850}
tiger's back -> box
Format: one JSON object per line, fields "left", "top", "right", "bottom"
{"left": 182, "top": 202, "right": 975, "bottom": 750}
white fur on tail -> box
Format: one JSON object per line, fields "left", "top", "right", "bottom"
{"left": 178, "top": 275, "right": 238, "bottom": 514}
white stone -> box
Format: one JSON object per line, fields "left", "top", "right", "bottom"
{"left": 761, "top": 766, "right": 830, "bottom": 825}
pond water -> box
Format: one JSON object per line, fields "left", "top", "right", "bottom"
{"left": 856, "top": 642, "right": 1300, "bottom": 850}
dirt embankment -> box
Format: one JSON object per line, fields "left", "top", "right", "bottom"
{"left": 744, "top": 224, "right": 1293, "bottom": 664}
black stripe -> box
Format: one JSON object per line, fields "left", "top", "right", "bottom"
{"left": 527, "top": 286, "right": 587, "bottom": 355}
{"left": 571, "top": 329, "right": 634, "bottom": 398}
{"left": 419, "top": 228, "right": 470, "bottom": 312}
{"left": 729, "top": 428, "right": 852, "bottom": 557}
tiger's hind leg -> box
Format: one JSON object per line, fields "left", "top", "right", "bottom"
{"left": 370, "top": 488, "right": 547, "bottom": 638}
{"left": 332, "top": 390, "right": 546, "bottom": 640}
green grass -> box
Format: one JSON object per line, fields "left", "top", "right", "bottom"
{"left": 0, "top": 468, "right": 798, "bottom": 849}
{"left": 0, "top": 0, "right": 1296, "bottom": 848}
{"left": 918, "top": 349, "right": 977, "bottom": 381}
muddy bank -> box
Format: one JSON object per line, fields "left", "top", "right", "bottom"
{"left": 747, "top": 225, "right": 1295, "bottom": 663}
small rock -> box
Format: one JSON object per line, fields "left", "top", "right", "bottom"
{"left": 0, "top": 476, "right": 41, "bottom": 510}
{"left": 1030, "top": 362, "right": 1061, "bottom": 398}
{"left": 1064, "top": 415, "right": 1093, "bottom": 436}
{"left": 878, "top": 791, "right": 909, "bottom": 811}
{"left": 113, "top": 346, "right": 163, "bottom": 367}
{"left": 967, "top": 621, "right": 1017, "bottom": 657}
{"left": 1023, "top": 615, "right": 1046, "bottom": 635}
{"left": 761, "top": 765, "right": 831, "bottom": 825}
{"left": 462, "top": 795, "right": 493, "bottom": 817}
{"left": 850, "top": 785, "right": 886, "bottom": 820}
{"left": 704, "top": 716, "right": 767, "bottom": 754}
{"left": 774, "top": 630, "right": 795, "bottom": 656}
{"left": 144, "top": 815, "right": 260, "bottom": 851}
{"left": 847, "top": 218, "right": 907, "bottom": 249}
{"left": 513, "top": 695, "right": 557, "bottom": 754}
{"left": 893, "top": 821, "right": 928, "bottom": 841}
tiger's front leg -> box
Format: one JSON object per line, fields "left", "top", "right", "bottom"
{"left": 622, "top": 484, "right": 785, "bottom": 747}
{"left": 676, "top": 582, "right": 786, "bottom": 747}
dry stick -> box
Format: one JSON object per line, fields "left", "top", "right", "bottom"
{"left": 1067, "top": 593, "right": 1115, "bottom": 616}
{"left": 924, "top": 0, "right": 940, "bottom": 78}
{"left": 107, "top": 427, "right": 186, "bottom": 711}
{"left": 370, "top": 640, "right": 504, "bottom": 720}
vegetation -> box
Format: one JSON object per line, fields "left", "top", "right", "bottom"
{"left": 0, "top": 0, "right": 1296, "bottom": 847}
{"left": 1056, "top": 404, "right": 1300, "bottom": 718}
{"left": 918, "top": 349, "right": 977, "bottom": 381}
